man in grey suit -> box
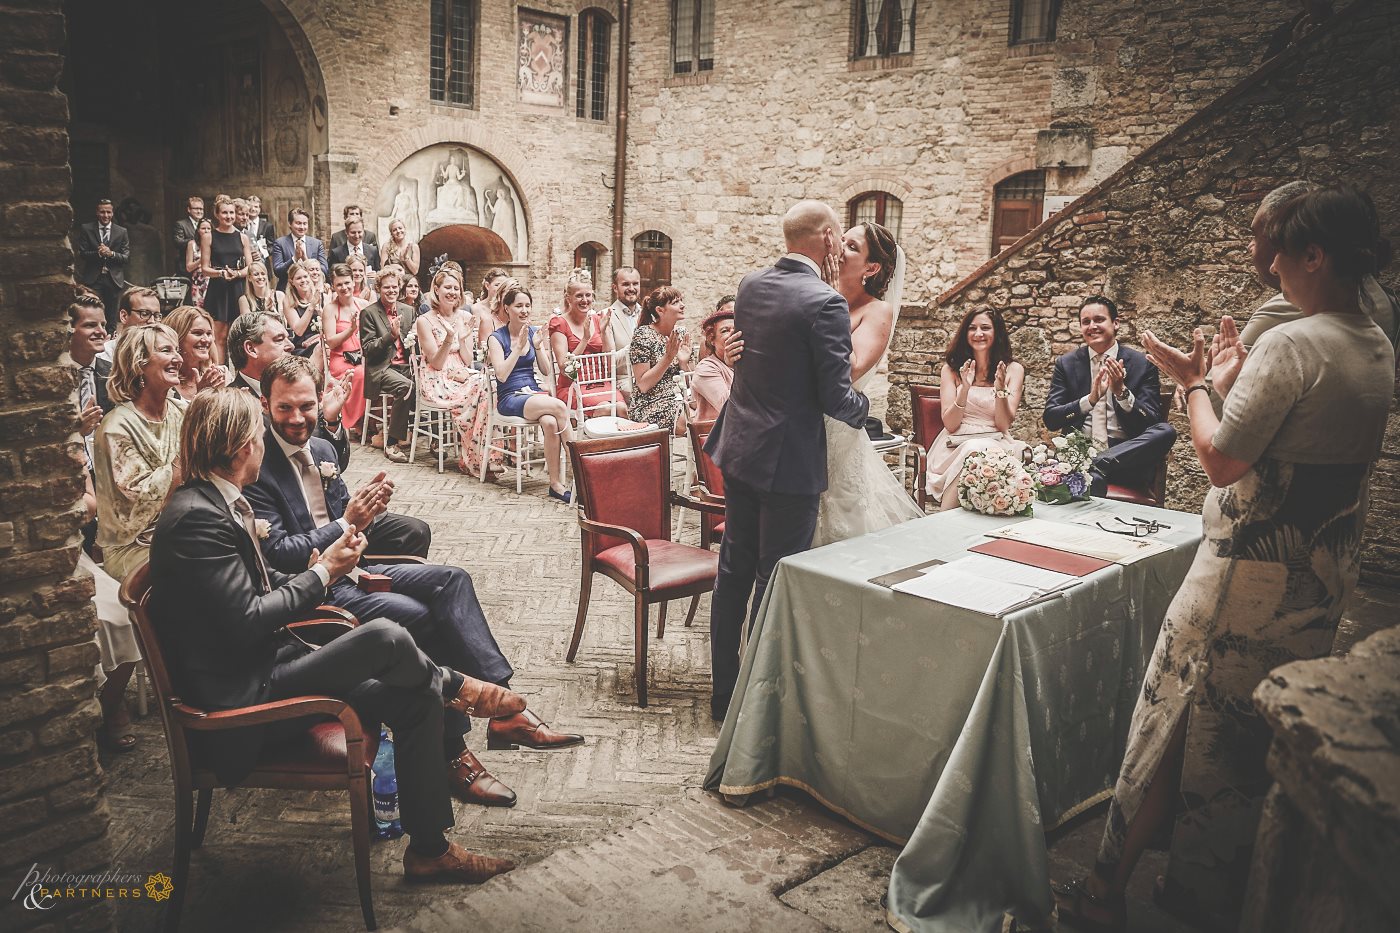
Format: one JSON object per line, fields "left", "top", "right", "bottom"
{"left": 172, "top": 195, "right": 204, "bottom": 272}
{"left": 359, "top": 267, "right": 416, "bottom": 463}
{"left": 270, "top": 207, "right": 329, "bottom": 289}
{"left": 704, "top": 201, "right": 870, "bottom": 720}
{"left": 75, "top": 199, "right": 130, "bottom": 328}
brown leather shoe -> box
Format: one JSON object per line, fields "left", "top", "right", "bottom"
{"left": 487, "top": 709, "right": 585, "bottom": 751}
{"left": 446, "top": 674, "right": 526, "bottom": 719}
{"left": 403, "top": 841, "right": 515, "bottom": 884}
{"left": 448, "top": 751, "right": 517, "bottom": 808}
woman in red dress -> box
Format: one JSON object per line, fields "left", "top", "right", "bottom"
{"left": 547, "top": 272, "right": 627, "bottom": 419}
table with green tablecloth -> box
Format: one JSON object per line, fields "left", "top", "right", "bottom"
{"left": 703, "top": 498, "right": 1202, "bottom": 933}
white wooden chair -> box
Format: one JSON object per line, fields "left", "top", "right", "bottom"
{"left": 358, "top": 392, "right": 393, "bottom": 448}
{"left": 565, "top": 351, "right": 620, "bottom": 424}
{"left": 480, "top": 379, "right": 552, "bottom": 493}
{"left": 406, "top": 354, "right": 459, "bottom": 474}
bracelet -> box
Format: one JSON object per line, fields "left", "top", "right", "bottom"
{"left": 993, "top": 388, "right": 1011, "bottom": 399}
{"left": 1184, "top": 384, "right": 1209, "bottom": 400}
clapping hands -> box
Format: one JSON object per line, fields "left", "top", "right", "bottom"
{"left": 958, "top": 359, "right": 977, "bottom": 387}
{"left": 344, "top": 470, "right": 392, "bottom": 528}
{"left": 1208, "top": 315, "right": 1248, "bottom": 397}
{"left": 310, "top": 522, "right": 368, "bottom": 582}
{"left": 321, "top": 371, "right": 355, "bottom": 425}
{"left": 1143, "top": 328, "right": 1208, "bottom": 389}
{"left": 197, "top": 365, "right": 227, "bottom": 392}
{"left": 993, "top": 361, "right": 1008, "bottom": 392}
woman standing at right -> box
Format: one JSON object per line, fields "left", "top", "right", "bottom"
{"left": 321, "top": 262, "right": 367, "bottom": 437}
{"left": 1056, "top": 185, "right": 1396, "bottom": 932}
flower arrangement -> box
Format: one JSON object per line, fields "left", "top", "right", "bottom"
{"left": 563, "top": 354, "right": 581, "bottom": 382}
{"left": 957, "top": 448, "right": 1035, "bottom": 517}
{"left": 401, "top": 329, "right": 417, "bottom": 353}
{"left": 317, "top": 461, "right": 339, "bottom": 488}
{"left": 1027, "top": 430, "right": 1097, "bottom": 503}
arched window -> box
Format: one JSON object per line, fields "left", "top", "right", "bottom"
{"left": 430, "top": 0, "right": 477, "bottom": 106}
{"left": 576, "top": 9, "right": 612, "bottom": 121}
{"left": 991, "top": 170, "right": 1046, "bottom": 255}
{"left": 853, "top": 0, "right": 916, "bottom": 59}
{"left": 847, "top": 192, "right": 904, "bottom": 239}
{"left": 573, "top": 242, "right": 606, "bottom": 288}
{"left": 672, "top": 0, "right": 715, "bottom": 75}
{"left": 1010, "top": 0, "right": 1060, "bottom": 45}
{"left": 633, "top": 231, "right": 673, "bottom": 297}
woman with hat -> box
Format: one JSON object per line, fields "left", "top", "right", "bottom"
{"left": 690, "top": 296, "right": 736, "bottom": 423}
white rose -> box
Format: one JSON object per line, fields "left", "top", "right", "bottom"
{"left": 254, "top": 519, "right": 271, "bottom": 540}
{"left": 1087, "top": 447, "right": 1098, "bottom": 458}
{"left": 1052, "top": 436, "right": 1069, "bottom": 449}
{"left": 318, "top": 461, "right": 338, "bottom": 479}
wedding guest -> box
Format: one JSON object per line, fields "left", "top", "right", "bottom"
{"left": 605, "top": 266, "right": 643, "bottom": 399}
{"left": 487, "top": 284, "right": 574, "bottom": 501}
{"left": 1239, "top": 180, "right": 1400, "bottom": 349}
{"left": 1056, "top": 185, "right": 1396, "bottom": 932}
{"left": 68, "top": 294, "right": 108, "bottom": 471}
{"left": 332, "top": 219, "right": 381, "bottom": 274}
{"left": 79, "top": 471, "right": 143, "bottom": 753}
{"left": 185, "top": 218, "right": 211, "bottom": 310}
{"left": 690, "top": 301, "right": 736, "bottom": 423}
{"left": 282, "top": 259, "right": 325, "bottom": 368}
{"left": 329, "top": 203, "right": 378, "bottom": 254}
{"left": 348, "top": 254, "right": 376, "bottom": 304}
{"left": 361, "top": 267, "right": 415, "bottom": 463}
{"left": 472, "top": 267, "right": 510, "bottom": 348}
{"left": 1043, "top": 296, "right": 1175, "bottom": 495}
{"left": 94, "top": 287, "right": 163, "bottom": 410}
{"left": 75, "top": 198, "right": 129, "bottom": 328}
{"left": 232, "top": 198, "right": 250, "bottom": 233}
{"left": 548, "top": 271, "right": 626, "bottom": 418}
{"left": 402, "top": 274, "right": 430, "bottom": 317}
{"left": 416, "top": 266, "right": 501, "bottom": 478}
{"left": 383, "top": 218, "right": 420, "bottom": 276}
{"left": 201, "top": 194, "right": 254, "bottom": 369}
{"left": 172, "top": 195, "right": 204, "bottom": 272}
{"left": 270, "top": 207, "right": 329, "bottom": 289}
{"left": 629, "top": 286, "right": 693, "bottom": 434}
{"left": 165, "top": 305, "right": 228, "bottom": 403}
{"left": 245, "top": 195, "right": 274, "bottom": 271}
{"left": 94, "top": 324, "right": 186, "bottom": 585}
{"left": 238, "top": 260, "right": 286, "bottom": 321}
{"left": 322, "top": 263, "right": 368, "bottom": 436}
{"left": 924, "top": 308, "right": 1029, "bottom": 510}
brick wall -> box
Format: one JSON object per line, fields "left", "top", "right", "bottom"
{"left": 0, "top": 0, "right": 116, "bottom": 930}
{"left": 888, "top": 0, "right": 1400, "bottom": 584}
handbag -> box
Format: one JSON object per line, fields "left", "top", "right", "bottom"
{"left": 343, "top": 350, "right": 363, "bottom": 366}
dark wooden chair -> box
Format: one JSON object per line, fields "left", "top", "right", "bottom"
{"left": 685, "top": 419, "right": 726, "bottom": 549}
{"left": 118, "top": 563, "right": 379, "bottom": 932}
{"left": 908, "top": 385, "right": 945, "bottom": 511}
{"left": 1102, "top": 390, "right": 1174, "bottom": 508}
{"left": 566, "top": 428, "right": 723, "bottom": 706}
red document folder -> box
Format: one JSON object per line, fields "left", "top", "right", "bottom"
{"left": 968, "top": 539, "right": 1113, "bottom": 576}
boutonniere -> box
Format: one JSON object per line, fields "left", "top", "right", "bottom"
{"left": 254, "top": 519, "right": 271, "bottom": 540}
{"left": 318, "top": 461, "right": 338, "bottom": 487}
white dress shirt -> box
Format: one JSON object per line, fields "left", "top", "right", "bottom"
{"left": 271, "top": 429, "right": 351, "bottom": 535}
{"left": 1078, "top": 341, "right": 1136, "bottom": 441}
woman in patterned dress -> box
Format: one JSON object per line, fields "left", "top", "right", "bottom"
{"left": 628, "top": 286, "right": 693, "bottom": 434}
{"left": 1056, "top": 185, "right": 1396, "bottom": 932}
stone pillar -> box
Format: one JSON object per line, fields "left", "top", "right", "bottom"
{"left": 1242, "top": 626, "right": 1400, "bottom": 933}
{"left": 0, "top": 2, "right": 116, "bottom": 930}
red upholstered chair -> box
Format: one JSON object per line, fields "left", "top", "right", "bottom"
{"left": 118, "top": 563, "right": 379, "bottom": 932}
{"left": 1103, "top": 390, "right": 1174, "bottom": 508}
{"left": 567, "top": 428, "right": 723, "bottom": 706}
{"left": 908, "top": 385, "right": 945, "bottom": 511}
{"left": 686, "top": 419, "right": 726, "bottom": 549}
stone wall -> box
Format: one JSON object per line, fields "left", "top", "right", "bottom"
{"left": 887, "top": 0, "right": 1400, "bottom": 584}
{"left": 0, "top": 1, "right": 115, "bottom": 929}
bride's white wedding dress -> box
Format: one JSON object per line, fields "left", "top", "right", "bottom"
{"left": 812, "top": 249, "right": 923, "bottom": 547}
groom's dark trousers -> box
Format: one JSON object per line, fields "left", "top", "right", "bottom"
{"left": 705, "top": 255, "right": 869, "bottom": 720}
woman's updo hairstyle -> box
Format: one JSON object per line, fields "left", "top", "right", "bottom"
{"left": 858, "top": 221, "right": 898, "bottom": 299}
{"left": 1262, "top": 183, "right": 1390, "bottom": 284}
{"left": 499, "top": 282, "right": 532, "bottom": 310}
{"left": 641, "top": 285, "right": 682, "bottom": 326}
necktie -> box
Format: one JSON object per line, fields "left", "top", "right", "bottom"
{"left": 232, "top": 496, "right": 272, "bottom": 592}
{"left": 78, "top": 365, "right": 96, "bottom": 468}
{"left": 295, "top": 237, "right": 307, "bottom": 260}
{"left": 100, "top": 226, "right": 109, "bottom": 244}
{"left": 1090, "top": 354, "right": 1110, "bottom": 447}
{"left": 294, "top": 448, "right": 333, "bottom": 527}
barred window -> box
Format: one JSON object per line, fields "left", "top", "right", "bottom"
{"left": 576, "top": 9, "right": 612, "bottom": 121}
{"left": 1009, "top": 0, "right": 1060, "bottom": 45}
{"left": 431, "top": 0, "right": 476, "bottom": 106}
{"left": 671, "top": 0, "right": 715, "bottom": 75}
{"left": 848, "top": 192, "right": 904, "bottom": 240}
{"left": 854, "top": 0, "right": 916, "bottom": 58}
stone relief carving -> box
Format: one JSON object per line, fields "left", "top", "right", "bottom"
{"left": 376, "top": 143, "right": 528, "bottom": 261}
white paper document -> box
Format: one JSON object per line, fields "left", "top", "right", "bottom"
{"left": 985, "top": 518, "right": 1171, "bottom": 564}
{"left": 891, "top": 556, "right": 1079, "bottom": 616}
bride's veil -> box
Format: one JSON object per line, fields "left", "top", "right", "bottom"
{"left": 883, "top": 245, "right": 906, "bottom": 356}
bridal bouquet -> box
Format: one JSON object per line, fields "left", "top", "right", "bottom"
{"left": 563, "top": 354, "right": 581, "bottom": 382}
{"left": 1028, "top": 430, "right": 1096, "bottom": 503}
{"left": 957, "top": 448, "right": 1035, "bottom": 517}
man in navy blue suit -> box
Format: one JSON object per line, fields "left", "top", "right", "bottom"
{"left": 244, "top": 356, "right": 583, "bottom": 808}
{"left": 704, "top": 201, "right": 870, "bottom": 721}
{"left": 1043, "top": 296, "right": 1176, "bottom": 495}
{"left": 270, "top": 206, "right": 329, "bottom": 290}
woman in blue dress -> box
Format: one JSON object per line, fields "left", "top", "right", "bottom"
{"left": 487, "top": 282, "right": 576, "bottom": 502}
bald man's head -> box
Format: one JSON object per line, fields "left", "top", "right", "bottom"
{"left": 782, "top": 200, "right": 842, "bottom": 257}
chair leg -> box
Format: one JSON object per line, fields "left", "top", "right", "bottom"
{"left": 480, "top": 419, "right": 492, "bottom": 483}
{"left": 134, "top": 661, "right": 149, "bottom": 717}
{"left": 683, "top": 593, "right": 701, "bottom": 627}
{"left": 167, "top": 789, "right": 194, "bottom": 933}
{"left": 191, "top": 788, "right": 212, "bottom": 848}
{"left": 408, "top": 407, "right": 421, "bottom": 464}
{"left": 348, "top": 771, "right": 377, "bottom": 930}
{"left": 515, "top": 426, "right": 525, "bottom": 493}
{"left": 568, "top": 564, "right": 593, "bottom": 662}
{"left": 634, "top": 591, "right": 649, "bottom": 707}
{"left": 656, "top": 601, "right": 667, "bottom": 640}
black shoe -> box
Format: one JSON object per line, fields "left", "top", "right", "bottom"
{"left": 547, "top": 487, "right": 572, "bottom": 504}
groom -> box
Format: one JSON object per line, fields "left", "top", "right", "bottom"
{"left": 705, "top": 201, "right": 870, "bottom": 721}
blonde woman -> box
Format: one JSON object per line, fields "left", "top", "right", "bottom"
{"left": 348, "top": 254, "right": 375, "bottom": 304}
{"left": 165, "top": 305, "right": 228, "bottom": 403}
{"left": 473, "top": 267, "right": 511, "bottom": 349}
{"left": 237, "top": 260, "right": 286, "bottom": 320}
{"left": 383, "top": 218, "right": 420, "bottom": 276}
{"left": 200, "top": 194, "right": 252, "bottom": 360}
{"left": 282, "top": 259, "right": 325, "bottom": 371}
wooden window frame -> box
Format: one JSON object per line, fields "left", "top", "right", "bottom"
{"left": 671, "top": 0, "right": 715, "bottom": 76}
{"left": 576, "top": 9, "right": 612, "bottom": 121}
{"left": 431, "top": 0, "right": 477, "bottom": 106}
{"left": 1008, "top": 0, "right": 1061, "bottom": 46}
{"left": 847, "top": 191, "right": 904, "bottom": 239}
{"left": 852, "top": 0, "right": 917, "bottom": 60}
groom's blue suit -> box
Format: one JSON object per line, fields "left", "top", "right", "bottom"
{"left": 704, "top": 255, "right": 869, "bottom": 718}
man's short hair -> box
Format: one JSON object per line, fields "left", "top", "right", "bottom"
{"left": 1259, "top": 181, "right": 1317, "bottom": 223}
{"left": 187, "top": 196, "right": 204, "bottom": 208}
{"left": 342, "top": 204, "right": 362, "bottom": 220}
{"left": 376, "top": 267, "right": 402, "bottom": 289}
{"left": 67, "top": 293, "right": 107, "bottom": 326}
{"left": 227, "top": 311, "right": 278, "bottom": 371}
{"left": 288, "top": 206, "right": 309, "bottom": 224}
{"left": 716, "top": 294, "right": 736, "bottom": 311}
{"left": 181, "top": 387, "right": 263, "bottom": 483}
{"left": 247, "top": 195, "right": 261, "bottom": 206}
{"left": 346, "top": 219, "right": 364, "bottom": 231}
{"left": 96, "top": 198, "right": 113, "bottom": 208}
{"left": 119, "top": 285, "right": 159, "bottom": 315}
{"left": 613, "top": 266, "right": 639, "bottom": 285}
{"left": 1079, "top": 295, "right": 1118, "bottom": 321}
{"left": 330, "top": 263, "right": 353, "bottom": 281}
{"left": 261, "top": 353, "right": 323, "bottom": 399}
{"left": 109, "top": 323, "right": 178, "bottom": 403}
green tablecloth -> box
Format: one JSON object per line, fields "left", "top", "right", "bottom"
{"left": 703, "top": 498, "right": 1202, "bottom": 933}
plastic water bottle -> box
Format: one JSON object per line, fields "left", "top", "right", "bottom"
{"left": 371, "top": 728, "right": 403, "bottom": 840}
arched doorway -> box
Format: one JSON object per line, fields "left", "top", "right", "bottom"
{"left": 65, "top": 0, "right": 328, "bottom": 277}
{"left": 417, "top": 225, "right": 514, "bottom": 297}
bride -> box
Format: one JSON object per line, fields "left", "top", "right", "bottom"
{"left": 812, "top": 222, "right": 923, "bottom": 546}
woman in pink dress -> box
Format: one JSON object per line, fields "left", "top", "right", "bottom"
{"left": 547, "top": 273, "right": 627, "bottom": 418}
{"left": 415, "top": 265, "right": 502, "bottom": 477}
{"left": 690, "top": 299, "right": 736, "bottom": 423}
{"left": 923, "top": 307, "right": 1029, "bottom": 509}
{"left": 321, "top": 261, "right": 367, "bottom": 434}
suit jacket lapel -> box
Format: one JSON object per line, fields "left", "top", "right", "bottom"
{"left": 191, "top": 481, "right": 266, "bottom": 589}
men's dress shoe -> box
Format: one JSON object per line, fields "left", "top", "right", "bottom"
{"left": 449, "top": 751, "right": 517, "bottom": 807}
{"left": 446, "top": 675, "right": 526, "bottom": 719}
{"left": 487, "top": 709, "right": 585, "bottom": 751}
{"left": 403, "top": 842, "right": 515, "bottom": 884}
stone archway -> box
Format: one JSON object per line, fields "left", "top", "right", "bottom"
{"left": 417, "top": 225, "right": 515, "bottom": 295}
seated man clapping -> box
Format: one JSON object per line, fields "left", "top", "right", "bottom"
{"left": 244, "top": 356, "right": 583, "bottom": 808}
